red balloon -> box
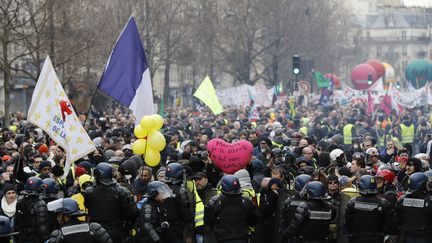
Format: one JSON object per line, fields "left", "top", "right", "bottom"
{"left": 351, "top": 64, "right": 378, "bottom": 90}
{"left": 324, "top": 73, "right": 341, "bottom": 88}
{"left": 366, "top": 59, "right": 385, "bottom": 79}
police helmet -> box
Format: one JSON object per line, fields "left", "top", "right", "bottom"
{"left": 352, "top": 152, "right": 365, "bottom": 160}
{"left": 424, "top": 170, "right": 432, "bottom": 178}
{"left": 94, "top": 162, "right": 114, "bottom": 185}
{"left": 47, "top": 198, "right": 85, "bottom": 216}
{"left": 146, "top": 181, "right": 174, "bottom": 199}
{"left": 164, "top": 163, "right": 183, "bottom": 184}
{"left": 294, "top": 174, "right": 312, "bottom": 193}
{"left": 305, "top": 181, "right": 329, "bottom": 200}
{"left": 375, "top": 170, "right": 395, "bottom": 184}
{"left": 24, "top": 177, "right": 43, "bottom": 194}
{"left": 0, "top": 215, "right": 18, "bottom": 237}
{"left": 220, "top": 175, "right": 241, "bottom": 195}
{"left": 425, "top": 171, "right": 432, "bottom": 192}
{"left": 365, "top": 147, "right": 379, "bottom": 157}
{"left": 358, "top": 175, "right": 378, "bottom": 195}
{"left": 271, "top": 148, "right": 283, "bottom": 156}
{"left": 42, "top": 178, "right": 59, "bottom": 197}
{"left": 408, "top": 172, "right": 427, "bottom": 193}
{"left": 330, "top": 149, "right": 344, "bottom": 163}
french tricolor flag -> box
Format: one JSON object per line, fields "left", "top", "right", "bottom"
{"left": 98, "top": 16, "right": 153, "bottom": 124}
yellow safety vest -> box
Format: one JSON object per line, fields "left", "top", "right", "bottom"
{"left": 193, "top": 183, "right": 204, "bottom": 227}
{"left": 187, "top": 181, "right": 204, "bottom": 228}
{"left": 377, "top": 134, "right": 385, "bottom": 147}
{"left": 272, "top": 141, "right": 283, "bottom": 148}
{"left": 299, "top": 126, "right": 308, "bottom": 136}
{"left": 400, "top": 124, "right": 414, "bottom": 144}
{"left": 343, "top": 124, "right": 354, "bottom": 145}
{"left": 71, "top": 193, "right": 88, "bottom": 222}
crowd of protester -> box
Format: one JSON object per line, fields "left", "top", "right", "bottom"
{"left": 0, "top": 101, "right": 431, "bottom": 242}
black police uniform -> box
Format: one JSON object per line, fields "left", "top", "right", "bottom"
{"left": 15, "top": 191, "right": 50, "bottom": 243}
{"left": 286, "top": 199, "right": 335, "bottom": 243}
{"left": 48, "top": 218, "right": 113, "bottom": 243}
{"left": 395, "top": 191, "right": 432, "bottom": 243}
{"left": 205, "top": 193, "right": 257, "bottom": 243}
{"left": 43, "top": 194, "right": 62, "bottom": 234}
{"left": 137, "top": 197, "right": 183, "bottom": 243}
{"left": 345, "top": 195, "right": 393, "bottom": 243}
{"left": 280, "top": 193, "right": 306, "bottom": 238}
{"left": 83, "top": 182, "right": 135, "bottom": 243}
{"left": 163, "top": 183, "right": 194, "bottom": 238}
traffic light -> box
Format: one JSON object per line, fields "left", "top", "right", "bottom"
{"left": 367, "top": 73, "right": 372, "bottom": 85}
{"left": 396, "top": 82, "right": 401, "bottom": 89}
{"left": 292, "top": 55, "right": 300, "bottom": 75}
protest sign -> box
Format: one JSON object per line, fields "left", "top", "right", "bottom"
{"left": 207, "top": 139, "right": 253, "bottom": 174}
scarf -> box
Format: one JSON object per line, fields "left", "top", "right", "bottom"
{"left": 1, "top": 196, "right": 16, "bottom": 217}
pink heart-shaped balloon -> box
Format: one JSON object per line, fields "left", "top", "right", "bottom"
{"left": 207, "top": 139, "right": 253, "bottom": 174}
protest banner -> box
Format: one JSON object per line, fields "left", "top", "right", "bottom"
{"left": 207, "top": 139, "right": 253, "bottom": 174}
{"left": 28, "top": 56, "right": 96, "bottom": 177}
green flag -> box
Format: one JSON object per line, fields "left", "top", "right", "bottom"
{"left": 315, "top": 71, "right": 330, "bottom": 88}
{"left": 193, "top": 76, "right": 224, "bottom": 115}
{"left": 158, "top": 97, "right": 165, "bottom": 117}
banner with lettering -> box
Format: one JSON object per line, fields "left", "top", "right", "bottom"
{"left": 28, "top": 56, "right": 96, "bottom": 176}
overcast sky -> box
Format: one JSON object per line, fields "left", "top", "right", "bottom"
{"left": 403, "top": 0, "right": 432, "bottom": 7}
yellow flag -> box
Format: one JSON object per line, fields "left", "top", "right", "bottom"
{"left": 28, "top": 56, "right": 96, "bottom": 176}
{"left": 193, "top": 76, "right": 224, "bottom": 115}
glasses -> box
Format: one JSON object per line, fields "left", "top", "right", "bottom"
{"left": 328, "top": 181, "right": 338, "bottom": 185}
{"left": 260, "top": 142, "right": 267, "bottom": 145}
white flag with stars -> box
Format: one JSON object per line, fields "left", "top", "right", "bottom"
{"left": 28, "top": 56, "right": 95, "bottom": 176}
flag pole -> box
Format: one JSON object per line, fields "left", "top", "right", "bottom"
{"left": 84, "top": 87, "right": 100, "bottom": 125}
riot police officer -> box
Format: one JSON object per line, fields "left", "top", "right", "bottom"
{"left": 83, "top": 162, "right": 135, "bottom": 243}
{"left": 47, "top": 198, "right": 112, "bottom": 242}
{"left": 204, "top": 175, "right": 258, "bottom": 243}
{"left": 15, "top": 176, "right": 50, "bottom": 243}
{"left": 285, "top": 181, "right": 335, "bottom": 243}
{"left": 135, "top": 181, "right": 177, "bottom": 243}
{"left": 280, "top": 174, "right": 312, "bottom": 239}
{"left": 395, "top": 172, "right": 432, "bottom": 243}
{"left": 0, "top": 215, "right": 18, "bottom": 243}
{"left": 345, "top": 175, "right": 393, "bottom": 243}
{"left": 42, "top": 178, "right": 62, "bottom": 232}
{"left": 163, "top": 163, "right": 194, "bottom": 240}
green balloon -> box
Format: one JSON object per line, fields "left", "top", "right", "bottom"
{"left": 405, "top": 59, "right": 432, "bottom": 89}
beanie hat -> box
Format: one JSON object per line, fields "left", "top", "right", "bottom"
{"left": 156, "top": 167, "right": 166, "bottom": 179}
{"left": 37, "top": 144, "right": 49, "bottom": 154}
{"left": 39, "top": 161, "right": 52, "bottom": 170}
{"left": 75, "top": 166, "right": 86, "bottom": 178}
{"left": 1, "top": 155, "right": 12, "bottom": 162}
{"left": 2, "top": 183, "right": 16, "bottom": 195}
{"left": 234, "top": 169, "right": 253, "bottom": 190}
{"left": 52, "top": 165, "right": 64, "bottom": 177}
{"left": 327, "top": 174, "right": 339, "bottom": 183}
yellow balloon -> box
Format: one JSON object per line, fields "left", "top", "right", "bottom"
{"left": 147, "top": 131, "right": 166, "bottom": 151}
{"left": 151, "top": 114, "right": 164, "bottom": 130}
{"left": 132, "top": 139, "right": 147, "bottom": 155}
{"left": 134, "top": 125, "right": 148, "bottom": 139}
{"left": 145, "top": 148, "right": 161, "bottom": 167}
{"left": 140, "top": 116, "right": 155, "bottom": 132}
